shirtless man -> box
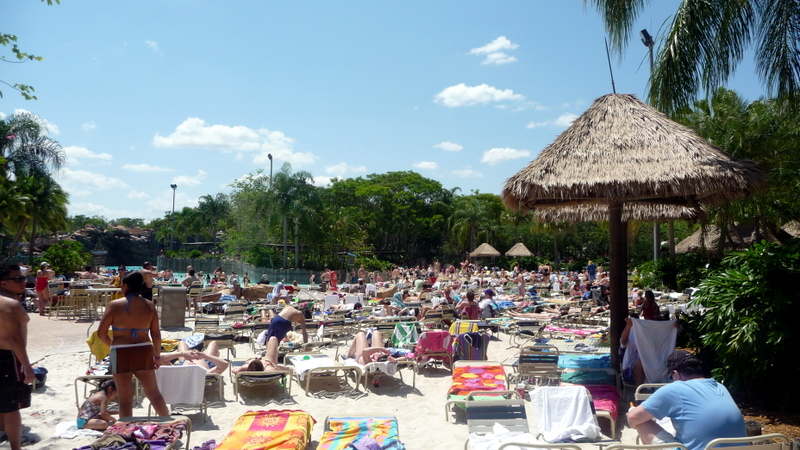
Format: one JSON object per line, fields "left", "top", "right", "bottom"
{"left": 0, "top": 264, "right": 34, "bottom": 450}
{"left": 140, "top": 262, "right": 157, "bottom": 301}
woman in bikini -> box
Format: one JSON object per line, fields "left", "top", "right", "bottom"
{"left": 97, "top": 271, "right": 168, "bottom": 417}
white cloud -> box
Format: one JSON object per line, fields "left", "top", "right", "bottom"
{"left": 146, "top": 191, "right": 198, "bottom": 216}
{"left": 413, "top": 161, "right": 439, "bottom": 170}
{"left": 122, "top": 163, "right": 174, "bottom": 173}
{"left": 527, "top": 113, "right": 578, "bottom": 129}
{"left": 470, "top": 37, "right": 519, "bottom": 65}
{"left": 325, "top": 162, "right": 367, "bottom": 177}
{"left": 452, "top": 168, "right": 483, "bottom": 178}
{"left": 145, "top": 40, "right": 160, "bottom": 52}
{"left": 0, "top": 112, "right": 6, "bottom": 120}
{"left": 481, "top": 147, "right": 531, "bottom": 165}
{"left": 434, "top": 141, "right": 463, "bottom": 152}
{"left": 127, "top": 190, "right": 149, "bottom": 199}
{"left": 481, "top": 52, "right": 517, "bottom": 65}
{"left": 68, "top": 202, "right": 116, "bottom": 217}
{"left": 312, "top": 176, "right": 340, "bottom": 187}
{"left": 82, "top": 121, "right": 96, "bottom": 132}
{"left": 434, "top": 83, "right": 524, "bottom": 107}
{"left": 470, "top": 36, "right": 518, "bottom": 55}
{"left": 172, "top": 169, "right": 207, "bottom": 187}
{"left": 153, "top": 117, "right": 318, "bottom": 167}
{"left": 58, "top": 168, "right": 129, "bottom": 197}
{"left": 63, "top": 145, "right": 113, "bottom": 165}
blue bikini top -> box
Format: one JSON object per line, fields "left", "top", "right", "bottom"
{"left": 111, "top": 294, "right": 150, "bottom": 338}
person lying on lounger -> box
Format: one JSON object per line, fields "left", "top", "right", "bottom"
{"left": 232, "top": 337, "right": 290, "bottom": 374}
{"left": 159, "top": 340, "right": 229, "bottom": 374}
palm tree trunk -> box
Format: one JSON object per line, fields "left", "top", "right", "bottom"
{"left": 9, "top": 217, "right": 29, "bottom": 259}
{"left": 282, "top": 214, "right": 288, "bottom": 269}
{"left": 294, "top": 221, "right": 300, "bottom": 269}
{"left": 27, "top": 215, "right": 38, "bottom": 265}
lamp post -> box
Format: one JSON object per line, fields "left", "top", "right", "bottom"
{"left": 268, "top": 153, "right": 273, "bottom": 189}
{"left": 641, "top": 28, "right": 660, "bottom": 261}
{"left": 170, "top": 184, "right": 177, "bottom": 252}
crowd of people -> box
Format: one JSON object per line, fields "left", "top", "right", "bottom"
{"left": 0, "top": 258, "right": 752, "bottom": 450}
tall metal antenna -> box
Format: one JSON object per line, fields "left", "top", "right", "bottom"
{"left": 604, "top": 37, "right": 616, "bottom": 94}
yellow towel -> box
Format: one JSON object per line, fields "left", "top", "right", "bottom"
{"left": 86, "top": 330, "right": 114, "bottom": 362}
{"left": 161, "top": 339, "right": 180, "bottom": 352}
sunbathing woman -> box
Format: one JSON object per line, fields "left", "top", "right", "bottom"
{"left": 232, "top": 334, "right": 289, "bottom": 374}
{"left": 345, "top": 330, "right": 397, "bottom": 365}
{"left": 159, "top": 340, "right": 229, "bottom": 374}
{"left": 258, "top": 304, "right": 310, "bottom": 343}
{"left": 97, "top": 271, "right": 168, "bottom": 417}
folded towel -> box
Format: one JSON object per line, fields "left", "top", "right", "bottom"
{"left": 156, "top": 365, "right": 207, "bottom": 404}
{"left": 531, "top": 386, "right": 601, "bottom": 442}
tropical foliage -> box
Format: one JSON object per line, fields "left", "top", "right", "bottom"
{"left": 40, "top": 240, "right": 90, "bottom": 275}
{"left": 689, "top": 240, "right": 800, "bottom": 409}
{"left": 590, "top": 0, "right": 800, "bottom": 114}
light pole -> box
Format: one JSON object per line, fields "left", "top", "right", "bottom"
{"left": 641, "top": 28, "right": 660, "bottom": 261}
{"left": 268, "top": 153, "right": 273, "bottom": 189}
{"left": 170, "top": 184, "right": 177, "bottom": 252}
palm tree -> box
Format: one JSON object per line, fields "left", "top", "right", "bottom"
{"left": 269, "top": 164, "right": 315, "bottom": 268}
{"left": 196, "top": 193, "right": 230, "bottom": 245}
{"left": 0, "top": 111, "right": 65, "bottom": 179}
{"left": 589, "top": 0, "right": 800, "bottom": 114}
{"left": 6, "top": 172, "right": 68, "bottom": 261}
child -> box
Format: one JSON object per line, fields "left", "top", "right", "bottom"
{"left": 77, "top": 380, "right": 118, "bottom": 430}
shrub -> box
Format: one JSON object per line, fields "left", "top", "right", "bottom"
{"left": 40, "top": 241, "right": 91, "bottom": 275}
{"left": 690, "top": 240, "right": 800, "bottom": 409}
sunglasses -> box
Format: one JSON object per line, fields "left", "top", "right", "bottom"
{"left": 2, "top": 276, "right": 27, "bottom": 282}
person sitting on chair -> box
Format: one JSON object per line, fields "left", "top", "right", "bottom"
{"left": 627, "top": 350, "right": 746, "bottom": 450}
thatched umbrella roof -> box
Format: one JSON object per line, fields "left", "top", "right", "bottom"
{"left": 505, "top": 242, "right": 533, "bottom": 257}
{"left": 502, "top": 93, "right": 765, "bottom": 369}
{"left": 504, "top": 94, "right": 764, "bottom": 212}
{"left": 533, "top": 203, "right": 702, "bottom": 223}
{"left": 469, "top": 243, "right": 501, "bottom": 258}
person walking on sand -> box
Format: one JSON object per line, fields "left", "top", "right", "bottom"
{"left": 34, "top": 262, "right": 54, "bottom": 316}
{"left": 97, "top": 271, "right": 168, "bottom": 418}
{"left": 0, "top": 264, "right": 35, "bottom": 450}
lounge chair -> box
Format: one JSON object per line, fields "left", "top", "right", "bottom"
{"left": 229, "top": 358, "right": 292, "bottom": 402}
{"left": 605, "top": 444, "right": 688, "bottom": 450}
{"left": 464, "top": 398, "right": 532, "bottom": 449}
{"left": 150, "top": 364, "right": 208, "bottom": 422}
{"left": 445, "top": 360, "right": 517, "bottom": 421}
{"left": 514, "top": 345, "right": 560, "bottom": 387}
{"left": 413, "top": 330, "right": 454, "bottom": 370}
{"left": 530, "top": 385, "right": 602, "bottom": 443}
{"left": 704, "top": 434, "right": 790, "bottom": 450}
{"left": 453, "top": 331, "right": 490, "bottom": 361}
{"left": 319, "top": 415, "right": 405, "bottom": 450}
{"left": 508, "top": 320, "right": 545, "bottom": 347}
{"left": 340, "top": 355, "right": 418, "bottom": 389}
{"left": 285, "top": 352, "right": 361, "bottom": 395}
{"left": 215, "top": 409, "right": 316, "bottom": 450}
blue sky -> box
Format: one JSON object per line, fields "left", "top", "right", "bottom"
{"left": 1, "top": 1, "right": 764, "bottom": 221}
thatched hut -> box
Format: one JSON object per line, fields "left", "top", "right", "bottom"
{"left": 505, "top": 242, "right": 533, "bottom": 258}
{"left": 469, "top": 243, "right": 501, "bottom": 258}
{"left": 503, "top": 93, "right": 764, "bottom": 367}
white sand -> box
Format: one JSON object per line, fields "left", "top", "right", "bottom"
{"left": 15, "top": 313, "right": 636, "bottom": 449}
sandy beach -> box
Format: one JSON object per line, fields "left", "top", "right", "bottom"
{"left": 13, "top": 310, "right": 636, "bottom": 450}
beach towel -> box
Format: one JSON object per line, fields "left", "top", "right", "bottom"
{"left": 468, "top": 423, "right": 539, "bottom": 450}
{"left": 85, "top": 330, "right": 114, "bottom": 362}
{"left": 558, "top": 354, "right": 612, "bottom": 369}
{"left": 447, "top": 364, "right": 506, "bottom": 397}
{"left": 391, "top": 322, "right": 419, "bottom": 348}
{"left": 531, "top": 386, "right": 601, "bottom": 443}
{"left": 454, "top": 332, "right": 488, "bottom": 361}
{"left": 413, "top": 330, "right": 453, "bottom": 366}
{"left": 288, "top": 354, "right": 337, "bottom": 381}
{"left": 155, "top": 365, "right": 206, "bottom": 405}
{"left": 623, "top": 318, "right": 677, "bottom": 383}
{"left": 319, "top": 417, "right": 405, "bottom": 450}
{"left": 450, "top": 320, "right": 479, "bottom": 336}
{"left": 216, "top": 410, "right": 315, "bottom": 450}
{"left": 582, "top": 384, "right": 621, "bottom": 421}
{"left": 342, "top": 358, "right": 399, "bottom": 377}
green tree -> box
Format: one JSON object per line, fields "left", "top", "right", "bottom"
{"left": 0, "top": 111, "right": 65, "bottom": 179}
{"left": 196, "top": 193, "right": 230, "bottom": 245}
{"left": 590, "top": 0, "right": 800, "bottom": 114}
{"left": 40, "top": 240, "right": 90, "bottom": 275}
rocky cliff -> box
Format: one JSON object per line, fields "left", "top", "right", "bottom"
{"left": 69, "top": 224, "right": 158, "bottom": 266}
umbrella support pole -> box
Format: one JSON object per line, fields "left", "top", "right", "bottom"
{"left": 608, "top": 202, "right": 628, "bottom": 371}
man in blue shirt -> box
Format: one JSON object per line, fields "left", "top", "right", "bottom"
{"left": 586, "top": 260, "right": 597, "bottom": 281}
{"left": 627, "top": 351, "right": 745, "bottom": 450}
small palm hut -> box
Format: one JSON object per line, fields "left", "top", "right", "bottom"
{"left": 503, "top": 93, "right": 764, "bottom": 367}
{"left": 469, "top": 242, "right": 501, "bottom": 258}
{"left": 505, "top": 242, "right": 533, "bottom": 258}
